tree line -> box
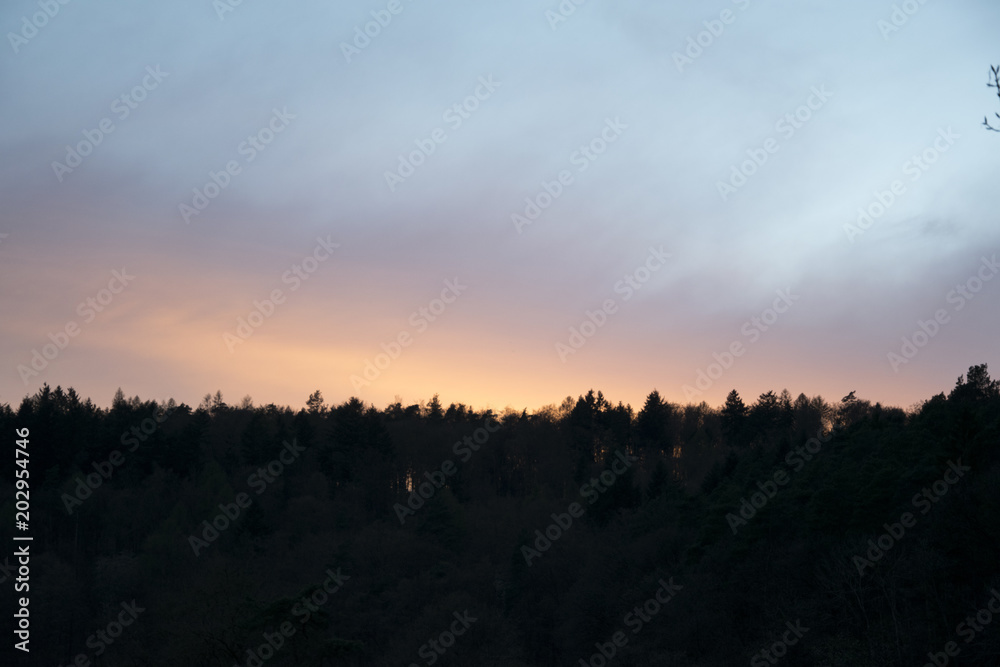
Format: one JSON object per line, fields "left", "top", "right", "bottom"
{"left": 1, "top": 364, "right": 998, "bottom": 665}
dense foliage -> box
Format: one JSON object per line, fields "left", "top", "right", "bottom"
{"left": 2, "top": 364, "right": 999, "bottom": 666}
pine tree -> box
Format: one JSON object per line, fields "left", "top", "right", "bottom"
{"left": 720, "top": 389, "right": 748, "bottom": 447}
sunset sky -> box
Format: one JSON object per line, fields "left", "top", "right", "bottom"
{"left": 1, "top": 0, "right": 997, "bottom": 413}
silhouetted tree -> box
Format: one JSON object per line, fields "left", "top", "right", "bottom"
{"left": 950, "top": 363, "right": 1000, "bottom": 403}
{"left": 306, "top": 389, "right": 326, "bottom": 414}
{"left": 720, "top": 389, "right": 748, "bottom": 447}
{"left": 637, "top": 389, "right": 674, "bottom": 456}
{"left": 749, "top": 390, "right": 781, "bottom": 444}
{"left": 426, "top": 393, "right": 444, "bottom": 421}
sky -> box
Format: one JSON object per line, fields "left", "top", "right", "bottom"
{"left": 0, "top": 0, "right": 998, "bottom": 414}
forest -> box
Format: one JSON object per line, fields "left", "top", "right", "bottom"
{"left": 2, "top": 363, "right": 999, "bottom": 666}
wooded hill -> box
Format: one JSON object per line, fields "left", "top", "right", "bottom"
{"left": 2, "top": 364, "right": 998, "bottom": 666}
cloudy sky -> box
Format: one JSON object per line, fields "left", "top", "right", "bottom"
{"left": 1, "top": 0, "right": 997, "bottom": 413}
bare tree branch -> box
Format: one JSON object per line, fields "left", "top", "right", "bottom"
{"left": 985, "top": 64, "right": 1000, "bottom": 132}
